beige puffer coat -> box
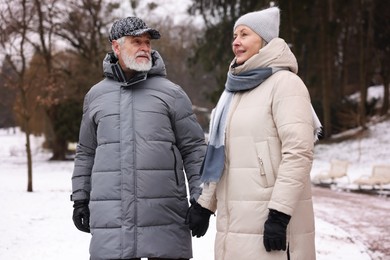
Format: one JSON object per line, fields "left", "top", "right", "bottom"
{"left": 198, "top": 38, "right": 316, "bottom": 260}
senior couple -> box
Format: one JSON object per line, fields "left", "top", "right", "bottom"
{"left": 71, "top": 5, "right": 321, "bottom": 260}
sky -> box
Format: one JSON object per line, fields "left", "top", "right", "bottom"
{"left": 1, "top": 85, "right": 387, "bottom": 260}
{"left": 117, "top": 0, "right": 204, "bottom": 27}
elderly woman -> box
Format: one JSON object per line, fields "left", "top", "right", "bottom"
{"left": 186, "top": 6, "right": 321, "bottom": 260}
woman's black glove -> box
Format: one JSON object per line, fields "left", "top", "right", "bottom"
{"left": 185, "top": 198, "right": 213, "bottom": 238}
{"left": 263, "top": 209, "right": 291, "bottom": 252}
{"left": 72, "top": 200, "right": 90, "bottom": 233}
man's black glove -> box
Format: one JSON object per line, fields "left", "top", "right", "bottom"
{"left": 263, "top": 209, "right": 291, "bottom": 252}
{"left": 185, "top": 198, "right": 213, "bottom": 238}
{"left": 72, "top": 200, "right": 90, "bottom": 233}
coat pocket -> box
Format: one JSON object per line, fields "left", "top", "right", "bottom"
{"left": 171, "top": 144, "right": 180, "bottom": 185}
{"left": 255, "top": 142, "right": 276, "bottom": 187}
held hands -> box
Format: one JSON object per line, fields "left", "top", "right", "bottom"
{"left": 263, "top": 209, "right": 291, "bottom": 252}
{"left": 72, "top": 200, "right": 90, "bottom": 233}
{"left": 185, "top": 198, "right": 213, "bottom": 238}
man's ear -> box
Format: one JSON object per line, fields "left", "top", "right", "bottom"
{"left": 112, "top": 40, "right": 121, "bottom": 56}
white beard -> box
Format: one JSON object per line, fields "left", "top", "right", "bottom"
{"left": 121, "top": 51, "right": 152, "bottom": 72}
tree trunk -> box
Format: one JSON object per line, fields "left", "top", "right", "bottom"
{"left": 357, "top": 0, "right": 373, "bottom": 128}
{"left": 20, "top": 83, "right": 34, "bottom": 192}
{"left": 340, "top": 17, "right": 351, "bottom": 99}
{"left": 25, "top": 130, "right": 33, "bottom": 192}
{"left": 319, "top": 1, "right": 332, "bottom": 138}
{"left": 50, "top": 137, "right": 67, "bottom": 161}
{"left": 381, "top": 80, "right": 389, "bottom": 115}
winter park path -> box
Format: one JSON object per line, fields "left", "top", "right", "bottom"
{"left": 312, "top": 186, "right": 390, "bottom": 259}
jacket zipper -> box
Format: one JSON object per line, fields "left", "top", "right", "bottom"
{"left": 257, "top": 156, "right": 269, "bottom": 187}
{"left": 258, "top": 157, "right": 266, "bottom": 176}
{"left": 222, "top": 93, "right": 241, "bottom": 260}
{"left": 171, "top": 145, "right": 179, "bottom": 185}
{"left": 131, "top": 90, "right": 138, "bottom": 256}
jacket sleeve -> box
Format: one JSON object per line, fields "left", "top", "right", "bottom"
{"left": 172, "top": 87, "right": 207, "bottom": 200}
{"left": 268, "top": 72, "right": 315, "bottom": 216}
{"left": 197, "top": 182, "right": 217, "bottom": 212}
{"left": 71, "top": 92, "right": 97, "bottom": 201}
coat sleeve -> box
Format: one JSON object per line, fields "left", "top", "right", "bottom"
{"left": 197, "top": 182, "right": 217, "bottom": 212}
{"left": 267, "top": 72, "right": 315, "bottom": 216}
{"left": 71, "top": 92, "right": 97, "bottom": 201}
{"left": 171, "top": 87, "right": 207, "bottom": 200}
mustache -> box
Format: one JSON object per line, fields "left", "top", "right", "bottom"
{"left": 135, "top": 51, "right": 151, "bottom": 59}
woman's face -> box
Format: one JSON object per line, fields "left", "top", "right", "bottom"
{"left": 232, "top": 25, "right": 263, "bottom": 65}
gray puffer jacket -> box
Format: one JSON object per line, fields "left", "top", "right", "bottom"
{"left": 71, "top": 50, "right": 206, "bottom": 260}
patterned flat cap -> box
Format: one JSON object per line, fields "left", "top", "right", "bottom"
{"left": 109, "top": 17, "right": 161, "bottom": 42}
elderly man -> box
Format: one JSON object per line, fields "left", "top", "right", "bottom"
{"left": 71, "top": 16, "right": 206, "bottom": 260}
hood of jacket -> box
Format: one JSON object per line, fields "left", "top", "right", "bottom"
{"left": 102, "top": 49, "right": 167, "bottom": 85}
{"left": 230, "top": 38, "right": 298, "bottom": 75}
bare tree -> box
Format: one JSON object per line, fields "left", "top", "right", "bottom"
{"left": 21, "top": 0, "right": 120, "bottom": 160}
{"left": 0, "top": 0, "right": 37, "bottom": 191}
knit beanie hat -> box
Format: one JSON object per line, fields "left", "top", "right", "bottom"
{"left": 234, "top": 6, "right": 280, "bottom": 43}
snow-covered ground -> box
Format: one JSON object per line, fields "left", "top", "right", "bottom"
{"left": 2, "top": 116, "right": 389, "bottom": 259}
{"left": 311, "top": 118, "right": 390, "bottom": 185}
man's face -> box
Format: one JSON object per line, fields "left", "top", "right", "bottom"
{"left": 114, "top": 33, "right": 152, "bottom": 72}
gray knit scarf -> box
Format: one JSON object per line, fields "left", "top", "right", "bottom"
{"left": 200, "top": 67, "right": 283, "bottom": 183}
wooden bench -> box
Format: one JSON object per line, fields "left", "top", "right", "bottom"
{"left": 353, "top": 165, "right": 390, "bottom": 190}
{"left": 312, "top": 160, "right": 350, "bottom": 186}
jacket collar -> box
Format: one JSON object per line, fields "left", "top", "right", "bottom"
{"left": 102, "top": 50, "right": 166, "bottom": 86}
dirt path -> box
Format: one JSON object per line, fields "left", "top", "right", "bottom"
{"left": 312, "top": 186, "right": 390, "bottom": 260}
